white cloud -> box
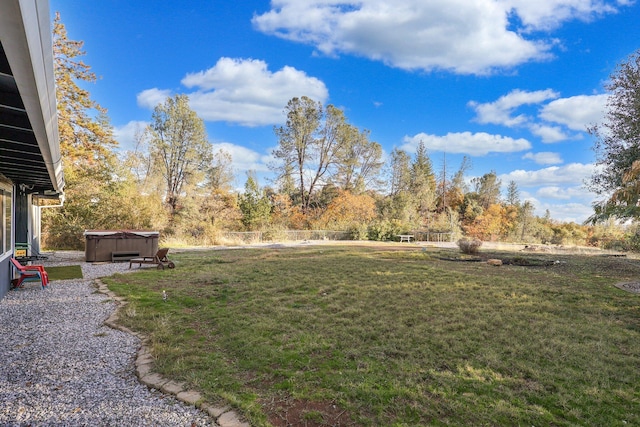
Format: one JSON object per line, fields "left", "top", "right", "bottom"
{"left": 113, "top": 120, "right": 150, "bottom": 151}
{"left": 522, "top": 151, "right": 563, "bottom": 165}
{"left": 211, "top": 142, "right": 271, "bottom": 173}
{"left": 536, "top": 185, "right": 591, "bottom": 200}
{"left": 469, "top": 89, "right": 559, "bottom": 126}
{"left": 503, "top": 0, "right": 627, "bottom": 31}
{"left": 253, "top": 0, "right": 629, "bottom": 75}
{"left": 528, "top": 123, "right": 574, "bottom": 143}
{"left": 539, "top": 94, "right": 608, "bottom": 131}
{"left": 138, "top": 57, "right": 329, "bottom": 127}
{"left": 500, "top": 163, "right": 595, "bottom": 187}
{"left": 136, "top": 88, "right": 171, "bottom": 110}
{"left": 469, "top": 90, "right": 604, "bottom": 142}
{"left": 538, "top": 201, "right": 595, "bottom": 223}
{"left": 403, "top": 131, "right": 531, "bottom": 156}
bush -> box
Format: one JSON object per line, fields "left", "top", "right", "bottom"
{"left": 348, "top": 223, "right": 369, "bottom": 240}
{"left": 458, "top": 238, "right": 483, "bottom": 255}
{"left": 367, "top": 219, "right": 406, "bottom": 241}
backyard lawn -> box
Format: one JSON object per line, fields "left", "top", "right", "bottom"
{"left": 104, "top": 244, "right": 640, "bottom": 426}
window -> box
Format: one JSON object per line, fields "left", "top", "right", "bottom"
{"left": 4, "top": 189, "right": 11, "bottom": 254}
{"left": 0, "top": 188, "right": 12, "bottom": 255}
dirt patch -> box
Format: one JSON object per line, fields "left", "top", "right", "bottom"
{"left": 262, "top": 396, "right": 356, "bottom": 427}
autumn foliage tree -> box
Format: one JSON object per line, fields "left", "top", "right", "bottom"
{"left": 317, "top": 191, "right": 377, "bottom": 230}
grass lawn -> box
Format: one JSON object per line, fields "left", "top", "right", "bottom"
{"left": 104, "top": 244, "right": 640, "bottom": 426}
{"left": 46, "top": 264, "right": 83, "bottom": 281}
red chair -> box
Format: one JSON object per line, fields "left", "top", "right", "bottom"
{"left": 10, "top": 258, "right": 49, "bottom": 289}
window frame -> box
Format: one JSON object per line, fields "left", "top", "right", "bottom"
{"left": 0, "top": 183, "right": 13, "bottom": 260}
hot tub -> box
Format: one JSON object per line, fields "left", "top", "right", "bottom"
{"left": 84, "top": 230, "right": 159, "bottom": 262}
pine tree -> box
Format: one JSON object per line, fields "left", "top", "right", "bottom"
{"left": 53, "top": 12, "right": 117, "bottom": 166}
{"left": 410, "top": 141, "right": 437, "bottom": 225}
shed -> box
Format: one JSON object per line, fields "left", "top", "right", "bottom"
{"left": 84, "top": 230, "right": 159, "bottom": 262}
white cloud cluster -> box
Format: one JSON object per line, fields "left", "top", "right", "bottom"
{"left": 113, "top": 120, "right": 150, "bottom": 151}
{"left": 469, "top": 89, "right": 607, "bottom": 143}
{"left": 503, "top": 0, "right": 630, "bottom": 31}
{"left": 137, "top": 89, "right": 172, "bottom": 110}
{"left": 522, "top": 151, "right": 563, "bottom": 165}
{"left": 138, "top": 57, "right": 329, "bottom": 127}
{"left": 402, "top": 131, "right": 531, "bottom": 156}
{"left": 210, "top": 142, "right": 272, "bottom": 173}
{"left": 253, "top": 0, "right": 629, "bottom": 74}
{"left": 499, "top": 162, "right": 595, "bottom": 187}
{"left": 539, "top": 94, "right": 608, "bottom": 131}
{"left": 469, "top": 89, "right": 560, "bottom": 126}
{"left": 500, "top": 163, "right": 599, "bottom": 221}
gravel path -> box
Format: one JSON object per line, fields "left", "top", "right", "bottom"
{"left": 0, "top": 254, "right": 214, "bottom": 426}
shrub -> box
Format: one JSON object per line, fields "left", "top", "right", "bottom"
{"left": 367, "top": 219, "right": 406, "bottom": 241}
{"left": 458, "top": 238, "right": 482, "bottom": 255}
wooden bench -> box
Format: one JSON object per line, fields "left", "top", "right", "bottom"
{"left": 398, "top": 234, "right": 414, "bottom": 243}
{"left": 111, "top": 251, "right": 140, "bottom": 262}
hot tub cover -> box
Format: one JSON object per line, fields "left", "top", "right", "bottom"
{"left": 84, "top": 230, "right": 160, "bottom": 239}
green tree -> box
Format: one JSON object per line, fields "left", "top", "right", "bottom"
{"left": 588, "top": 49, "right": 640, "bottom": 222}
{"left": 518, "top": 200, "right": 535, "bottom": 241}
{"left": 472, "top": 171, "right": 502, "bottom": 209}
{"left": 410, "top": 141, "right": 437, "bottom": 225}
{"left": 239, "top": 172, "right": 271, "bottom": 230}
{"left": 389, "top": 148, "right": 412, "bottom": 196}
{"left": 148, "top": 94, "right": 213, "bottom": 216}
{"left": 505, "top": 180, "right": 521, "bottom": 207}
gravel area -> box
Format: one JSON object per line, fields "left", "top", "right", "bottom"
{"left": 0, "top": 253, "right": 214, "bottom": 426}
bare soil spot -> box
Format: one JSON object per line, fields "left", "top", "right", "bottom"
{"left": 261, "top": 396, "right": 356, "bottom": 427}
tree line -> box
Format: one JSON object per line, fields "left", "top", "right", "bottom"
{"left": 42, "top": 14, "right": 640, "bottom": 251}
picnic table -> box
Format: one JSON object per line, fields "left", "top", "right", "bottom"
{"left": 398, "top": 234, "right": 414, "bottom": 243}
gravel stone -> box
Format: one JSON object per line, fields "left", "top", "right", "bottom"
{"left": 0, "top": 252, "right": 215, "bottom": 426}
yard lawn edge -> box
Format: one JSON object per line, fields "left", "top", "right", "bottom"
{"left": 94, "top": 279, "right": 249, "bottom": 427}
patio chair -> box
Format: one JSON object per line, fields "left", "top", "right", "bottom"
{"left": 129, "top": 248, "right": 175, "bottom": 270}
{"left": 10, "top": 258, "right": 49, "bottom": 289}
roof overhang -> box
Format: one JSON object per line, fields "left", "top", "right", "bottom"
{"left": 0, "top": 0, "right": 64, "bottom": 197}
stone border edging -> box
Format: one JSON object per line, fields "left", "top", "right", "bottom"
{"left": 95, "top": 279, "right": 250, "bottom": 427}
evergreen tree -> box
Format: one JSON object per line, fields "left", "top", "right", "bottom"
{"left": 389, "top": 148, "right": 412, "bottom": 196}
{"left": 472, "top": 171, "right": 502, "bottom": 209}
{"left": 410, "top": 141, "right": 437, "bottom": 225}
{"left": 506, "top": 180, "right": 521, "bottom": 207}
{"left": 53, "top": 12, "right": 117, "bottom": 166}
{"left": 239, "top": 172, "right": 271, "bottom": 231}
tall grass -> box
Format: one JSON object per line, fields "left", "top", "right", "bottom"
{"left": 105, "top": 245, "right": 640, "bottom": 426}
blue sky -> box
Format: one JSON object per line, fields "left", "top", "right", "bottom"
{"left": 50, "top": 0, "right": 640, "bottom": 223}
